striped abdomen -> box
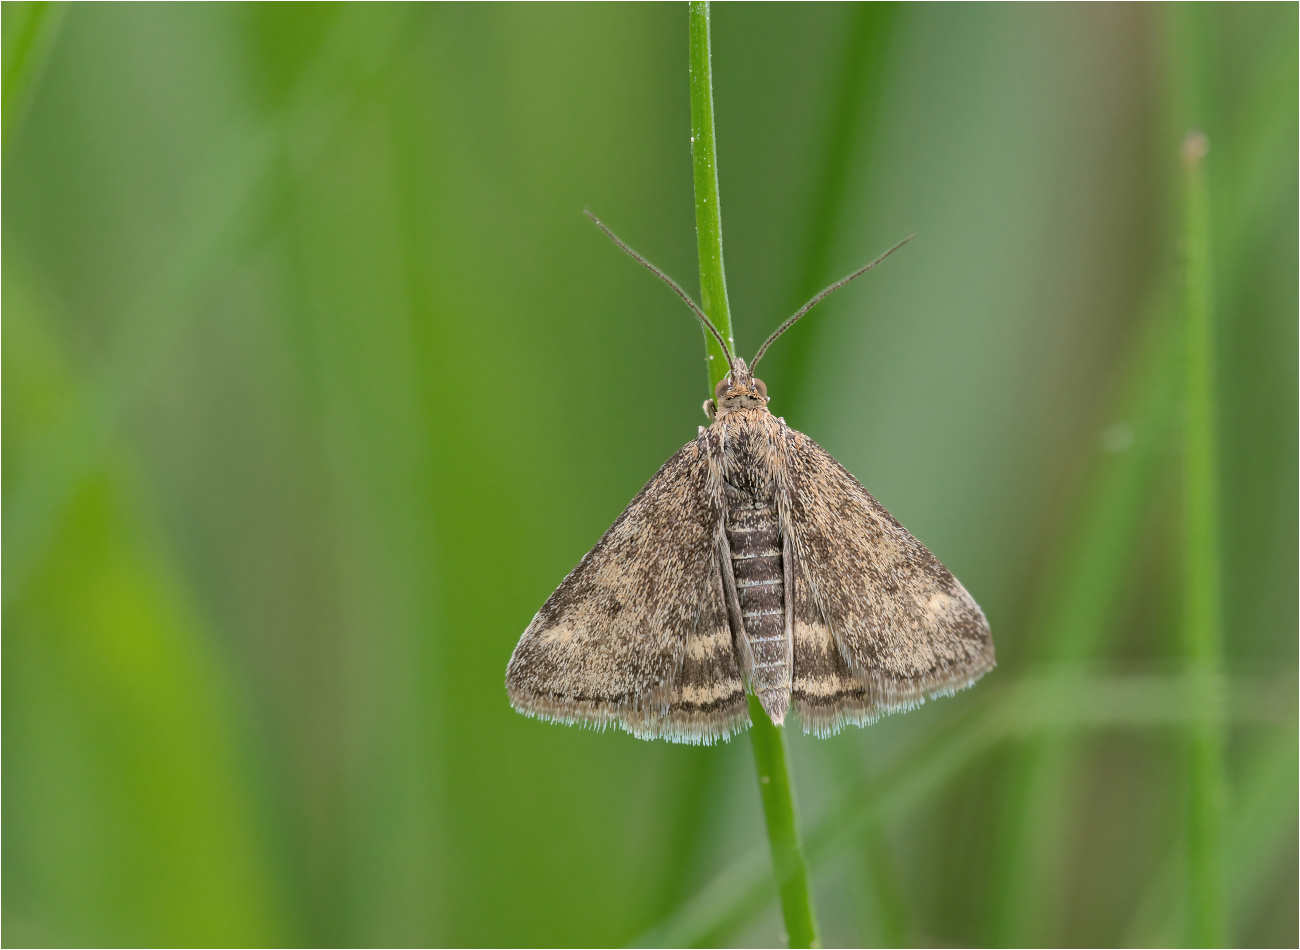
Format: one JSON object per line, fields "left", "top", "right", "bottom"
{"left": 725, "top": 487, "right": 790, "bottom": 723}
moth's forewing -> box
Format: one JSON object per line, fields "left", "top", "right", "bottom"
{"left": 781, "top": 427, "right": 994, "bottom": 735}
{"left": 505, "top": 437, "right": 749, "bottom": 744}
{"left": 789, "top": 559, "right": 876, "bottom": 737}
{"left": 657, "top": 554, "right": 749, "bottom": 743}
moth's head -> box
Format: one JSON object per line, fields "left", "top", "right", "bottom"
{"left": 707, "top": 357, "right": 769, "bottom": 418}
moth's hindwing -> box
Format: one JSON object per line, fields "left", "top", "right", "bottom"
{"left": 505, "top": 438, "right": 750, "bottom": 745}
{"left": 782, "top": 427, "right": 994, "bottom": 736}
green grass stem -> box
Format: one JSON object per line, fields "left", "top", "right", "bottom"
{"left": 1178, "top": 129, "right": 1226, "bottom": 949}
{"left": 688, "top": 5, "right": 818, "bottom": 946}
{"left": 688, "top": 1, "right": 736, "bottom": 390}
{"left": 745, "top": 694, "right": 819, "bottom": 949}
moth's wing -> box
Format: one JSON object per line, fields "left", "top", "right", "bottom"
{"left": 789, "top": 563, "right": 875, "bottom": 738}
{"left": 506, "top": 438, "right": 749, "bottom": 744}
{"left": 657, "top": 553, "right": 750, "bottom": 744}
{"left": 782, "top": 427, "right": 994, "bottom": 736}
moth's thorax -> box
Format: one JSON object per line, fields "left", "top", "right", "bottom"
{"left": 712, "top": 410, "right": 779, "bottom": 492}
{"left": 710, "top": 413, "right": 787, "bottom": 491}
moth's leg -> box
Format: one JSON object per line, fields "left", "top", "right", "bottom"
{"left": 716, "top": 537, "right": 755, "bottom": 688}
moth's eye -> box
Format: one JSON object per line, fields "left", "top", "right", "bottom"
{"left": 714, "top": 377, "right": 729, "bottom": 401}
{"left": 753, "top": 378, "right": 768, "bottom": 399}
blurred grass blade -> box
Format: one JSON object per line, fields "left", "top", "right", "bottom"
{"left": 989, "top": 284, "right": 1181, "bottom": 944}
{"left": 782, "top": 9, "right": 912, "bottom": 941}
{"left": 1, "top": 1, "right": 65, "bottom": 153}
{"left": 778, "top": 2, "right": 900, "bottom": 415}
{"left": 1178, "top": 127, "right": 1226, "bottom": 949}
{"left": 1223, "top": 730, "right": 1299, "bottom": 933}
{"left": 1169, "top": 11, "right": 1226, "bottom": 936}
{"left": 3, "top": 272, "right": 286, "bottom": 945}
{"left": 1, "top": 7, "right": 408, "bottom": 606}
{"left": 1, "top": 128, "right": 274, "bottom": 603}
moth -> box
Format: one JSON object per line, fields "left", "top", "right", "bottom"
{"left": 506, "top": 213, "right": 994, "bottom": 744}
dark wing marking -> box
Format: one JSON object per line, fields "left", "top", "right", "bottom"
{"left": 782, "top": 427, "right": 994, "bottom": 736}
{"left": 506, "top": 438, "right": 748, "bottom": 744}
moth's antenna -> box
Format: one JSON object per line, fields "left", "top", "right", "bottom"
{"left": 584, "top": 210, "right": 736, "bottom": 373}
{"left": 750, "top": 234, "right": 915, "bottom": 371}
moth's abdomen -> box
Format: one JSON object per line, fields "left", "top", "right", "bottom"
{"left": 726, "top": 491, "right": 790, "bottom": 723}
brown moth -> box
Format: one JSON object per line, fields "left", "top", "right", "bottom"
{"left": 506, "top": 213, "right": 994, "bottom": 745}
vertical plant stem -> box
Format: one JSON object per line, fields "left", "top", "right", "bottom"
{"left": 688, "top": 0, "right": 735, "bottom": 391}
{"left": 1178, "top": 129, "right": 1225, "bottom": 948}
{"left": 746, "top": 694, "right": 818, "bottom": 949}
{"left": 688, "top": 5, "right": 818, "bottom": 947}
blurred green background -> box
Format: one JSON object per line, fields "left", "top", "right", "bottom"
{"left": 3, "top": 3, "right": 1295, "bottom": 947}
